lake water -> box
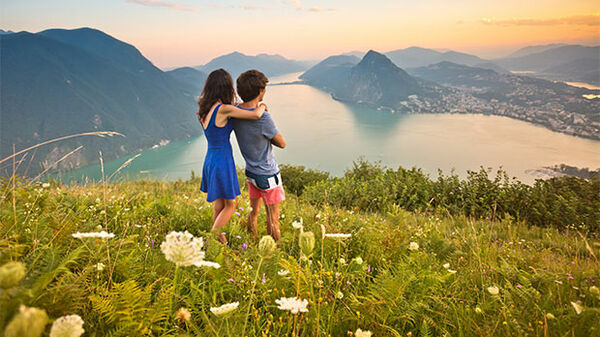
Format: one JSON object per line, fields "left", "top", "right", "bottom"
{"left": 57, "top": 72, "right": 600, "bottom": 185}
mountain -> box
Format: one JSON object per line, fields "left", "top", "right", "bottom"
{"left": 495, "top": 45, "right": 599, "bottom": 71}
{"left": 384, "top": 47, "right": 487, "bottom": 68}
{"left": 0, "top": 28, "right": 201, "bottom": 177}
{"left": 506, "top": 43, "right": 568, "bottom": 58}
{"left": 0, "top": 29, "right": 14, "bottom": 35}
{"left": 495, "top": 45, "right": 600, "bottom": 84}
{"left": 197, "top": 52, "right": 309, "bottom": 79}
{"left": 166, "top": 67, "right": 207, "bottom": 95}
{"left": 299, "top": 54, "right": 360, "bottom": 92}
{"left": 542, "top": 58, "right": 600, "bottom": 85}
{"left": 406, "top": 61, "right": 511, "bottom": 91}
{"left": 335, "top": 50, "right": 435, "bottom": 108}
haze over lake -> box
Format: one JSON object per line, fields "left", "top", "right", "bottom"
{"left": 57, "top": 72, "right": 600, "bottom": 185}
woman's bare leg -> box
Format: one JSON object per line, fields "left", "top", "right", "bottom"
{"left": 213, "top": 199, "right": 225, "bottom": 223}
{"left": 212, "top": 198, "right": 236, "bottom": 243}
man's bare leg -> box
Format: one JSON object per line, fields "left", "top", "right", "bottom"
{"left": 264, "top": 202, "right": 281, "bottom": 241}
{"left": 247, "top": 198, "right": 261, "bottom": 238}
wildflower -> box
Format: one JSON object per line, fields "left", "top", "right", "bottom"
{"left": 275, "top": 297, "right": 308, "bottom": 314}
{"left": 4, "top": 305, "right": 48, "bottom": 337}
{"left": 590, "top": 286, "right": 600, "bottom": 299}
{"left": 160, "top": 231, "right": 205, "bottom": 267}
{"left": 408, "top": 242, "right": 419, "bottom": 251}
{"left": 235, "top": 212, "right": 241, "bottom": 216}
{"left": 261, "top": 273, "right": 266, "bottom": 284}
{"left": 367, "top": 265, "right": 372, "bottom": 273}
{"left": 42, "top": 183, "right": 50, "bottom": 188}
{"left": 355, "top": 328, "right": 372, "bottom": 337}
{"left": 278, "top": 269, "right": 290, "bottom": 276}
{"left": 241, "top": 242, "right": 248, "bottom": 251}
{"left": 175, "top": 308, "right": 191, "bottom": 323}
{"left": 545, "top": 313, "right": 555, "bottom": 320}
{"left": 210, "top": 302, "right": 239, "bottom": 316}
{"left": 299, "top": 231, "right": 315, "bottom": 256}
{"left": 315, "top": 213, "right": 321, "bottom": 219}
{"left": 443, "top": 263, "right": 450, "bottom": 269}
{"left": 49, "top": 314, "right": 84, "bottom": 337}
{"left": 447, "top": 269, "right": 457, "bottom": 274}
{"left": 571, "top": 301, "right": 583, "bottom": 315}
{"left": 487, "top": 286, "right": 500, "bottom": 295}
{"left": 292, "top": 218, "right": 304, "bottom": 231}
{"left": 335, "top": 291, "right": 344, "bottom": 299}
{"left": 258, "top": 236, "right": 276, "bottom": 258}
{"left": 325, "top": 233, "right": 351, "bottom": 239}
{"left": 0, "top": 261, "right": 26, "bottom": 289}
{"left": 236, "top": 235, "right": 242, "bottom": 239}
{"left": 96, "top": 263, "right": 105, "bottom": 271}
{"left": 474, "top": 307, "right": 483, "bottom": 314}
{"left": 227, "top": 278, "right": 234, "bottom": 283}
{"left": 352, "top": 257, "right": 364, "bottom": 265}
{"left": 72, "top": 231, "right": 114, "bottom": 239}
{"left": 339, "top": 258, "right": 346, "bottom": 264}
{"left": 194, "top": 261, "right": 221, "bottom": 269}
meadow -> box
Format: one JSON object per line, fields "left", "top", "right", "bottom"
{"left": 1, "top": 163, "right": 599, "bottom": 336}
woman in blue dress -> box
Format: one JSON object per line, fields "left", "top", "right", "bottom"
{"left": 197, "top": 69, "right": 266, "bottom": 243}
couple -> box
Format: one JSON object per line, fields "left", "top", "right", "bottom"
{"left": 197, "top": 69, "right": 286, "bottom": 244}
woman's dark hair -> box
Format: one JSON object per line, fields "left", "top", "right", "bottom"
{"left": 197, "top": 69, "right": 236, "bottom": 122}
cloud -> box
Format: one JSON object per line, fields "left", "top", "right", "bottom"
{"left": 125, "top": 0, "right": 198, "bottom": 12}
{"left": 243, "top": 5, "right": 273, "bottom": 10}
{"left": 289, "top": 0, "right": 302, "bottom": 10}
{"left": 308, "top": 7, "right": 337, "bottom": 12}
{"left": 481, "top": 13, "right": 599, "bottom": 27}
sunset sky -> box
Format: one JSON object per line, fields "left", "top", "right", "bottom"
{"left": 2, "top": 0, "right": 599, "bottom": 68}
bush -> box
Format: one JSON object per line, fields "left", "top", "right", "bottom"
{"left": 279, "top": 164, "right": 329, "bottom": 196}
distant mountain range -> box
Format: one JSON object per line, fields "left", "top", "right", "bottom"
{"left": 196, "top": 52, "right": 310, "bottom": 79}
{"left": 300, "top": 51, "right": 600, "bottom": 139}
{"left": 1, "top": 28, "right": 201, "bottom": 177}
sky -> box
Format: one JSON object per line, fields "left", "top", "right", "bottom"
{"left": 2, "top": 0, "right": 599, "bottom": 68}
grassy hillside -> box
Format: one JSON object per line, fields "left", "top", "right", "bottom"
{"left": 1, "top": 166, "right": 599, "bottom": 336}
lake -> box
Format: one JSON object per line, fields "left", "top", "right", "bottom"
{"left": 57, "top": 73, "right": 600, "bottom": 185}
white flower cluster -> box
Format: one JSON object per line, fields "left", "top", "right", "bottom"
{"left": 355, "top": 328, "right": 373, "bottom": 337}
{"left": 324, "top": 233, "right": 352, "bottom": 239}
{"left": 277, "top": 269, "right": 290, "bottom": 276}
{"left": 194, "top": 261, "right": 221, "bottom": 269}
{"left": 210, "top": 302, "right": 239, "bottom": 316}
{"left": 72, "top": 231, "right": 114, "bottom": 239}
{"left": 49, "top": 314, "right": 85, "bottom": 337}
{"left": 275, "top": 297, "right": 309, "bottom": 314}
{"left": 408, "top": 242, "right": 419, "bottom": 251}
{"left": 160, "top": 231, "right": 205, "bottom": 267}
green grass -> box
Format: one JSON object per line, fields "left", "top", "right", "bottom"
{"left": 1, "top": 177, "right": 599, "bottom": 336}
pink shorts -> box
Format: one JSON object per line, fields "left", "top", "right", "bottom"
{"left": 248, "top": 181, "right": 285, "bottom": 205}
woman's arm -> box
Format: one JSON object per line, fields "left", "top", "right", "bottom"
{"left": 220, "top": 103, "right": 267, "bottom": 120}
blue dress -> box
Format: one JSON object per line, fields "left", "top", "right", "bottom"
{"left": 200, "top": 104, "right": 241, "bottom": 202}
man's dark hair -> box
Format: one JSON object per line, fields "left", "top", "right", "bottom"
{"left": 237, "top": 70, "right": 269, "bottom": 102}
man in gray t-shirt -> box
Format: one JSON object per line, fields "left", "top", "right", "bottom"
{"left": 233, "top": 70, "right": 286, "bottom": 241}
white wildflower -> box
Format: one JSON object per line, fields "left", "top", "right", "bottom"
{"left": 355, "top": 328, "right": 372, "bottom": 337}
{"left": 275, "top": 297, "right": 309, "bottom": 314}
{"left": 72, "top": 231, "right": 114, "bottom": 239}
{"left": 339, "top": 258, "right": 346, "bottom": 264}
{"left": 352, "top": 257, "right": 364, "bottom": 265}
{"left": 474, "top": 307, "right": 483, "bottom": 314}
{"left": 160, "top": 231, "right": 205, "bottom": 267}
{"left": 448, "top": 269, "right": 457, "bottom": 274}
{"left": 210, "top": 302, "right": 239, "bottom": 316}
{"left": 49, "top": 314, "right": 84, "bottom": 337}
{"left": 291, "top": 218, "right": 304, "bottom": 231}
{"left": 42, "top": 183, "right": 50, "bottom": 188}
{"left": 571, "top": 301, "right": 583, "bottom": 315}
{"left": 443, "top": 263, "right": 450, "bottom": 269}
{"left": 277, "top": 269, "right": 290, "bottom": 276}
{"left": 487, "top": 286, "right": 499, "bottom": 295}
{"left": 335, "top": 291, "right": 344, "bottom": 299}
{"left": 545, "top": 312, "right": 555, "bottom": 320}
{"left": 408, "top": 242, "right": 419, "bottom": 251}
{"left": 194, "top": 261, "right": 220, "bottom": 269}
{"left": 96, "top": 263, "right": 105, "bottom": 271}
{"left": 324, "top": 233, "right": 351, "bottom": 239}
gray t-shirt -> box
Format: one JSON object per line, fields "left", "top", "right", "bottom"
{"left": 232, "top": 111, "right": 280, "bottom": 175}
